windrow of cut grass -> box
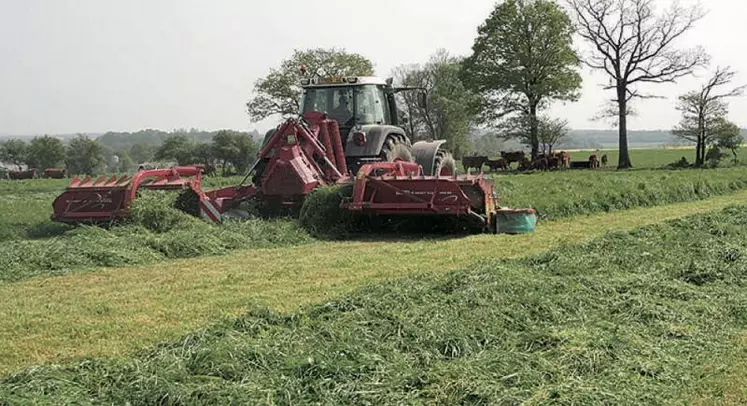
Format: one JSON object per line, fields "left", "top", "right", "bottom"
{"left": 495, "top": 167, "right": 747, "bottom": 220}
{"left": 3, "top": 205, "right": 747, "bottom": 404}
{"left": 0, "top": 191, "right": 312, "bottom": 283}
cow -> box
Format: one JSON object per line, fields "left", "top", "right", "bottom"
{"left": 43, "top": 168, "right": 68, "bottom": 179}
{"left": 500, "top": 151, "right": 526, "bottom": 167}
{"left": 547, "top": 155, "right": 560, "bottom": 170}
{"left": 554, "top": 151, "right": 571, "bottom": 169}
{"left": 532, "top": 156, "right": 549, "bottom": 171}
{"left": 8, "top": 168, "right": 39, "bottom": 180}
{"left": 485, "top": 158, "right": 508, "bottom": 172}
{"left": 462, "top": 155, "right": 488, "bottom": 173}
{"left": 601, "top": 154, "right": 608, "bottom": 168}
{"left": 589, "top": 154, "right": 599, "bottom": 169}
{"left": 518, "top": 157, "right": 533, "bottom": 171}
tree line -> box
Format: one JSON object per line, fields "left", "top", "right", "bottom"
{"left": 246, "top": 0, "right": 744, "bottom": 169}
{"left": 0, "top": 129, "right": 261, "bottom": 176}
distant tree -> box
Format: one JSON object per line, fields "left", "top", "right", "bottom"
{"left": 390, "top": 63, "right": 428, "bottom": 139}
{"left": 65, "top": 135, "right": 107, "bottom": 175}
{"left": 462, "top": 0, "right": 582, "bottom": 160}
{"left": 117, "top": 151, "right": 135, "bottom": 172}
{"left": 565, "top": 0, "right": 709, "bottom": 168}
{"left": 247, "top": 48, "right": 375, "bottom": 122}
{"left": 212, "top": 130, "right": 242, "bottom": 174}
{"left": 129, "top": 142, "right": 157, "bottom": 164}
{"left": 715, "top": 121, "right": 743, "bottom": 164}
{"left": 0, "top": 139, "right": 28, "bottom": 170}
{"left": 155, "top": 134, "right": 194, "bottom": 165}
{"left": 538, "top": 116, "right": 571, "bottom": 155}
{"left": 190, "top": 142, "right": 214, "bottom": 168}
{"left": 391, "top": 50, "right": 479, "bottom": 158}
{"left": 26, "top": 135, "right": 66, "bottom": 170}
{"left": 495, "top": 114, "right": 569, "bottom": 154}
{"left": 671, "top": 67, "right": 745, "bottom": 166}
{"left": 210, "top": 130, "right": 259, "bottom": 175}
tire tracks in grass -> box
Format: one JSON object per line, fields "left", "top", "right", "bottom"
{"left": 2, "top": 191, "right": 747, "bottom": 376}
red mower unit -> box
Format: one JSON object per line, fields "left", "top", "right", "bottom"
{"left": 51, "top": 75, "right": 501, "bottom": 233}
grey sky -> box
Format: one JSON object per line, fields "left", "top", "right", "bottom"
{"left": 0, "top": 0, "right": 744, "bottom": 135}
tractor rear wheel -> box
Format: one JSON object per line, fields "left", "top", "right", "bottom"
{"left": 433, "top": 149, "right": 456, "bottom": 176}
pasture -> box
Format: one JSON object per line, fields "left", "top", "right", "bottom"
{"left": 2, "top": 157, "right": 747, "bottom": 403}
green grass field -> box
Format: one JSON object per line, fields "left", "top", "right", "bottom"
{"left": 2, "top": 152, "right": 747, "bottom": 403}
{"left": 3, "top": 204, "right": 747, "bottom": 404}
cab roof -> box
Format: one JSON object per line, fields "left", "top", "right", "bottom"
{"left": 300, "top": 76, "right": 390, "bottom": 87}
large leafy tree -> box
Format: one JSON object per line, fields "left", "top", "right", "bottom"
{"left": 565, "top": 0, "right": 709, "bottom": 169}
{"left": 0, "top": 139, "right": 28, "bottom": 170}
{"left": 462, "top": 0, "right": 582, "bottom": 159}
{"left": 26, "top": 135, "right": 66, "bottom": 170}
{"left": 247, "top": 48, "right": 375, "bottom": 122}
{"left": 671, "top": 66, "right": 745, "bottom": 166}
{"left": 65, "top": 135, "right": 107, "bottom": 175}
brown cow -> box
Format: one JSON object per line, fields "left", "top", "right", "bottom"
{"left": 462, "top": 155, "right": 488, "bottom": 172}
{"left": 43, "top": 168, "right": 68, "bottom": 179}
{"left": 554, "top": 151, "right": 571, "bottom": 169}
{"left": 485, "top": 158, "right": 508, "bottom": 172}
{"left": 8, "top": 168, "right": 39, "bottom": 180}
{"left": 589, "top": 154, "right": 599, "bottom": 169}
{"left": 601, "top": 154, "right": 608, "bottom": 168}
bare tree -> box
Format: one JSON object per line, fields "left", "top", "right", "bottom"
{"left": 672, "top": 66, "right": 745, "bottom": 166}
{"left": 565, "top": 0, "right": 710, "bottom": 168}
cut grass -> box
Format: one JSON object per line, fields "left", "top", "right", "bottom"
{"left": 0, "top": 191, "right": 313, "bottom": 283}
{"left": 3, "top": 205, "right": 747, "bottom": 404}
{"left": 1, "top": 191, "right": 746, "bottom": 377}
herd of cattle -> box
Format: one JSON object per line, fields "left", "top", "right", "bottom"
{"left": 462, "top": 151, "right": 609, "bottom": 173}
{"left": 2, "top": 168, "right": 68, "bottom": 180}
{"left": 2, "top": 152, "right": 611, "bottom": 180}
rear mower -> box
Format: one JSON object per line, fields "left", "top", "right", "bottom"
{"left": 51, "top": 76, "right": 502, "bottom": 233}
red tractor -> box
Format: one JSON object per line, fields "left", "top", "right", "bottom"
{"left": 51, "top": 76, "right": 500, "bottom": 233}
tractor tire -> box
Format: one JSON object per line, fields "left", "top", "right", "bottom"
{"left": 381, "top": 134, "right": 413, "bottom": 162}
{"left": 433, "top": 149, "right": 456, "bottom": 176}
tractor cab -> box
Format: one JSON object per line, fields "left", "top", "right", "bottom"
{"left": 299, "top": 76, "right": 397, "bottom": 132}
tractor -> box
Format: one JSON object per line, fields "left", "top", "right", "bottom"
{"left": 50, "top": 75, "right": 502, "bottom": 234}
{"left": 254, "top": 75, "right": 455, "bottom": 185}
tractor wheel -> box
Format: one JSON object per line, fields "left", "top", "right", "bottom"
{"left": 434, "top": 149, "right": 456, "bottom": 176}
{"left": 381, "top": 134, "right": 413, "bottom": 162}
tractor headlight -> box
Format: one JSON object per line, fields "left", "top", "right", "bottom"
{"left": 353, "top": 131, "right": 367, "bottom": 146}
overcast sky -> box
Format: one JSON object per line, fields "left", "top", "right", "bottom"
{"left": 0, "top": 0, "right": 744, "bottom": 135}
